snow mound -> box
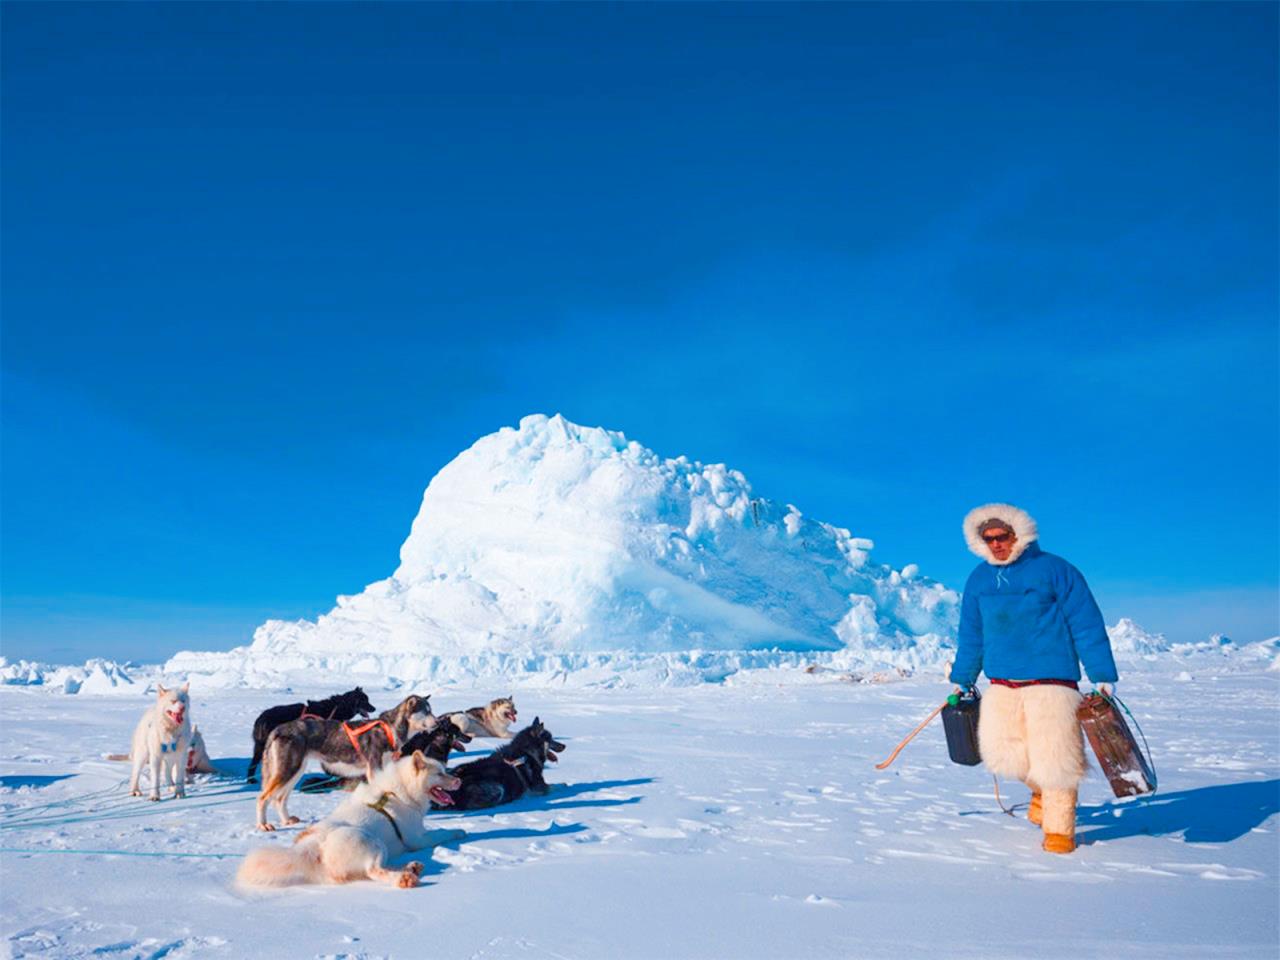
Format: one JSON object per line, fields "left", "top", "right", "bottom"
{"left": 168, "top": 414, "right": 959, "bottom": 689}
{"left": 0, "top": 657, "right": 149, "bottom": 695}
{"left": 1106, "top": 618, "right": 1173, "bottom": 657}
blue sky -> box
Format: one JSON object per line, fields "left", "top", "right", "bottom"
{"left": 3, "top": 2, "right": 1276, "bottom": 662}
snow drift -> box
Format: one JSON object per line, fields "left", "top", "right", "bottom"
{"left": 167, "top": 414, "right": 958, "bottom": 688}
{"left": 0, "top": 657, "right": 148, "bottom": 695}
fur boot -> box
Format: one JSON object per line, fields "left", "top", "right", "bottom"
{"left": 1026, "top": 786, "right": 1043, "bottom": 826}
{"left": 1041, "top": 788, "right": 1078, "bottom": 853}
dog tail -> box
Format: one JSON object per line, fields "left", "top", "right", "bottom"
{"left": 236, "top": 839, "right": 325, "bottom": 887}
{"left": 104, "top": 753, "right": 131, "bottom": 762}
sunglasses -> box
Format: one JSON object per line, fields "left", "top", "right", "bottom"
{"left": 982, "top": 532, "right": 1013, "bottom": 545}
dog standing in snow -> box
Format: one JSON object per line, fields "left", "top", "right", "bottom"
{"left": 126, "top": 683, "right": 193, "bottom": 801}
{"left": 255, "top": 694, "right": 435, "bottom": 831}
{"left": 237, "top": 750, "right": 463, "bottom": 889}
{"left": 108, "top": 723, "right": 219, "bottom": 781}
{"left": 445, "top": 696, "right": 518, "bottom": 739}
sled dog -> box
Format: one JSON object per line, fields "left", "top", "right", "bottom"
{"left": 445, "top": 696, "right": 518, "bottom": 740}
{"left": 436, "top": 717, "right": 564, "bottom": 811}
{"left": 127, "top": 683, "right": 193, "bottom": 801}
{"left": 398, "top": 716, "right": 473, "bottom": 763}
{"left": 256, "top": 695, "right": 433, "bottom": 831}
{"left": 108, "top": 723, "right": 218, "bottom": 780}
{"left": 237, "top": 750, "right": 463, "bottom": 889}
{"left": 247, "top": 687, "right": 376, "bottom": 782}
{"left": 185, "top": 726, "right": 219, "bottom": 776}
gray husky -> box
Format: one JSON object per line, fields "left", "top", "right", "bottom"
{"left": 255, "top": 694, "right": 433, "bottom": 831}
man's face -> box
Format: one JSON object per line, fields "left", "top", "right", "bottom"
{"left": 982, "top": 527, "right": 1017, "bottom": 562}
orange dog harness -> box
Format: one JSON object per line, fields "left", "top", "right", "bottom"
{"left": 342, "top": 720, "right": 397, "bottom": 765}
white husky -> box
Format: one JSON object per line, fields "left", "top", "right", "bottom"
{"left": 236, "top": 751, "right": 463, "bottom": 889}
{"left": 127, "top": 682, "right": 192, "bottom": 801}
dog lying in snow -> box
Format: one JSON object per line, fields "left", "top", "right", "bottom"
{"left": 237, "top": 750, "right": 463, "bottom": 889}
{"left": 444, "top": 696, "right": 518, "bottom": 740}
{"left": 184, "top": 727, "right": 220, "bottom": 776}
{"left": 256, "top": 694, "right": 434, "bottom": 831}
{"left": 398, "top": 716, "right": 473, "bottom": 763}
{"left": 247, "top": 687, "right": 376, "bottom": 783}
{"left": 434, "top": 717, "right": 564, "bottom": 811}
{"left": 124, "top": 683, "right": 193, "bottom": 801}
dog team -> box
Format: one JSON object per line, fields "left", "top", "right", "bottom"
{"left": 116, "top": 683, "right": 564, "bottom": 888}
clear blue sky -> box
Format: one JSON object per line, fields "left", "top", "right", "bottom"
{"left": 3, "top": 2, "right": 1276, "bottom": 663}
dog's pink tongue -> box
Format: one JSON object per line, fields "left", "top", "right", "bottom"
{"left": 430, "top": 787, "right": 455, "bottom": 806}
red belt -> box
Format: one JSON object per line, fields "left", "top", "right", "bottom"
{"left": 989, "top": 678, "right": 1079, "bottom": 690}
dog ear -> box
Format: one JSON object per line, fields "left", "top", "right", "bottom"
{"left": 180, "top": 681, "right": 190, "bottom": 694}
{"left": 411, "top": 750, "right": 427, "bottom": 772}
{"left": 156, "top": 684, "right": 168, "bottom": 697}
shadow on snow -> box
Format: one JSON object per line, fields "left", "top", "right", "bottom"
{"left": 433, "top": 778, "right": 655, "bottom": 819}
{"left": 1078, "top": 778, "right": 1280, "bottom": 844}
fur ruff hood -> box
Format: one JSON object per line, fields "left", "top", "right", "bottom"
{"left": 963, "top": 503, "right": 1038, "bottom": 566}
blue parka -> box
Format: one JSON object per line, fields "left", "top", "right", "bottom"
{"left": 950, "top": 540, "right": 1119, "bottom": 688}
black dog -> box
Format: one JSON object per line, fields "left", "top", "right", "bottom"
{"left": 399, "top": 716, "right": 473, "bottom": 764}
{"left": 246, "top": 687, "right": 375, "bottom": 782}
{"left": 434, "top": 717, "right": 564, "bottom": 811}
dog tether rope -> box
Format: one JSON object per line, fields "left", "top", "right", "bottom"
{"left": 874, "top": 701, "right": 947, "bottom": 770}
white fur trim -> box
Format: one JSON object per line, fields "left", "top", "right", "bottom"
{"left": 963, "top": 503, "right": 1038, "bottom": 565}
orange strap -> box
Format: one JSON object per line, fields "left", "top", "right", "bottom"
{"left": 873, "top": 702, "right": 946, "bottom": 770}
{"left": 343, "top": 719, "right": 396, "bottom": 761}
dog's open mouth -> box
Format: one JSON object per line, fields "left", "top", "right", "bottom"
{"left": 167, "top": 709, "right": 185, "bottom": 725}
{"left": 547, "top": 749, "right": 561, "bottom": 763}
{"left": 429, "top": 786, "right": 456, "bottom": 806}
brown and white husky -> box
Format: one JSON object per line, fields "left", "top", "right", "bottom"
{"left": 255, "top": 694, "right": 434, "bottom": 831}
{"left": 445, "top": 696, "right": 518, "bottom": 739}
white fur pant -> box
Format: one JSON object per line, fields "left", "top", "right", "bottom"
{"left": 977, "top": 684, "right": 1085, "bottom": 793}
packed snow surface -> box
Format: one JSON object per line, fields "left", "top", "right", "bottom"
{"left": 2, "top": 660, "right": 1276, "bottom": 959}
{"left": 168, "top": 414, "right": 962, "bottom": 689}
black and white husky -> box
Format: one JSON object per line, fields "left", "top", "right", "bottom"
{"left": 435, "top": 717, "right": 564, "bottom": 811}
{"left": 255, "top": 694, "right": 433, "bottom": 831}
{"left": 246, "top": 687, "right": 375, "bottom": 783}
{"left": 398, "top": 716, "right": 473, "bottom": 763}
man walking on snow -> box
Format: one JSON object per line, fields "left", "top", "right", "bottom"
{"left": 950, "top": 503, "right": 1119, "bottom": 854}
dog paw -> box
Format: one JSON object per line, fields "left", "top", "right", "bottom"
{"left": 258, "top": 823, "right": 276, "bottom": 832}
{"left": 149, "top": 795, "right": 161, "bottom": 802}
{"left": 284, "top": 816, "right": 300, "bottom": 825}
{"left": 398, "top": 862, "right": 423, "bottom": 888}
{"left": 130, "top": 789, "right": 142, "bottom": 797}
